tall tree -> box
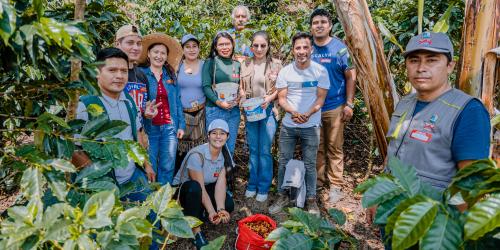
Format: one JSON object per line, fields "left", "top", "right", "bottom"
{"left": 332, "top": 0, "right": 398, "bottom": 159}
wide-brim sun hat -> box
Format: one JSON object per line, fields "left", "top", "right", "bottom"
{"left": 139, "top": 33, "right": 183, "bottom": 70}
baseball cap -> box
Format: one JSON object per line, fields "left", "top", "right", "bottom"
{"left": 181, "top": 34, "right": 199, "bottom": 46}
{"left": 403, "top": 32, "right": 453, "bottom": 59}
{"left": 208, "top": 119, "right": 229, "bottom": 133}
{"left": 115, "top": 24, "right": 142, "bottom": 41}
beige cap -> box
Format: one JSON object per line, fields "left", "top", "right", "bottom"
{"left": 115, "top": 24, "right": 142, "bottom": 41}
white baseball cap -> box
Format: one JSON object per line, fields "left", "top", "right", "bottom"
{"left": 208, "top": 119, "right": 229, "bottom": 133}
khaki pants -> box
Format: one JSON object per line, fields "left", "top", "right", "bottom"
{"left": 316, "top": 105, "right": 345, "bottom": 187}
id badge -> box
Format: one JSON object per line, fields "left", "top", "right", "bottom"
{"left": 409, "top": 129, "right": 432, "bottom": 143}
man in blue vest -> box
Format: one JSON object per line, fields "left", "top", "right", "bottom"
{"left": 76, "top": 48, "right": 156, "bottom": 202}
{"left": 367, "top": 32, "right": 490, "bottom": 224}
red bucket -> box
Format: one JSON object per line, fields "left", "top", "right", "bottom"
{"left": 235, "top": 214, "right": 277, "bottom": 250}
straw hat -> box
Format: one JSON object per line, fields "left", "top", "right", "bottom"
{"left": 139, "top": 33, "right": 182, "bottom": 70}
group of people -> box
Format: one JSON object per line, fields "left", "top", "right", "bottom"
{"left": 75, "top": 4, "right": 491, "bottom": 250}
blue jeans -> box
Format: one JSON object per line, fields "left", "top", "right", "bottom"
{"left": 206, "top": 106, "right": 241, "bottom": 155}
{"left": 148, "top": 124, "right": 177, "bottom": 185}
{"left": 277, "top": 125, "right": 320, "bottom": 198}
{"left": 245, "top": 105, "right": 276, "bottom": 195}
{"left": 119, "top": 168, "right": 160, "bottom": 250}
{"left": 119, "top": 167, "right": 152, "bottom": 202}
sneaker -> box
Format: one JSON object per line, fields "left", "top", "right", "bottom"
{"left": 328, "top": 187, "right": 344, "bottom": 203}
{"left": 192, "top": 231, "right": 208, "bottom": 250}
{"left": 245, "top": 190, "right": 256, "bottom": 198}
{"left": 306, "top": 197, "right": 320, "bottom": 215}
{"left": 256, "top": 193, "right": 268, "bottom": 202}
{"left": 269, "top": 193, "right": 290, "bottom": 214}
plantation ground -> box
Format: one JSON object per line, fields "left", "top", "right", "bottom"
{"left": 0, "top": 106, "right": 385, "bottom": 249}
{"left": 170, "top": 109, "right": 385, "bottom": 249}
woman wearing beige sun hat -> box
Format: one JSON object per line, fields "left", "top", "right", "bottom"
{"left": 138, "top": 33, "right": 186, "bottom": 186}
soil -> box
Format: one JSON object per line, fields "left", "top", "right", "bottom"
{"left": 170, "top": 110, "right": 385, "bottom": 250}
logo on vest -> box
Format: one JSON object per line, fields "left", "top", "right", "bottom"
{"left": 424, "top": 114, "right": 438, "bottom": 132}
{"left": 410, "top": 129, "right": 432, "bottom": 143}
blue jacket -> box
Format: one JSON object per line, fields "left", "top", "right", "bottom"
{"left": 140, "top": 66, "right": 186, "bottom": 133}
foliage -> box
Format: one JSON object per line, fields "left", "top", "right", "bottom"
{"left": 130, "top": 0, "right": 335, "bottom": 61}
{"left": 369, "top": 0, "right": 465, "bottom": 94}
{"left": 356, "top": 157, "right": 500, "bottom": 250}
{"left": 266, "top": 207, "right": 357, "bottom": 250}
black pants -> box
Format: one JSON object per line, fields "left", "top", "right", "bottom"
{"left": 177, "top": 180, "right": 234, "bottom": 221}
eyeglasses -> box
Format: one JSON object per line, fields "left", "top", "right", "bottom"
{"left": 217, "top": 43, "right": 232, "bottom": 48}
{"left": 252, "top": 44, "right": 267, "bottom": 49}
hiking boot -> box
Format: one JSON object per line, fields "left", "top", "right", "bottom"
{"left": 328, "top": 187, "right": 345, "bottom": 204}
{"left": 269, "top": 193, "right": 290, "bottom": 214}
{"left": 306, "top": 197, "right": 320, "bottom": 216}
{"left": 192, "top": 231, "right": 208, "bottom": 250}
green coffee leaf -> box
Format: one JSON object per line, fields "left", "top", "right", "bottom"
{"left": 375, "top": 194, "right": 406, "bottom": 225}
{"left": 161, "top": 218, "right": 194, "bottom": 238}
{"left": 419, "top": 212, "right": 462, "bottom": 250}
{"left": 266, "top": 227, "right": 292, "bottom": 241}
{"left": 20, "top": 167, "right": 46, "bottom": 200}
{"left": 388, "top": 157, "right": 421, "bottom": 196}
{"left": 271, "top": 233, "right": 312, "bottom": 250}
{"left": 151, "top": 184, "right": 175, "bottom": 215}
{"left": 465, "top": 193, "right": 500, "bottom": 240}
{"left": 289, "top": 207, "right": 321, "bottom": 234}
{"left": 82, "top": 190, "right": 115, "bottom": 229}
{"left": 46, "top": 159, "right": 76, "bottom": 173}
{"left": 362, "top": 179, "right": 405, "bottom": 208}
{"left": 328, "top": 208, "right": 346, "bottom": 226}
{"left": 201, "top": 235, "right": 226, "bottom": 250}
{"left": 386, "top": 195, "right": 428, "bottom": 234}
{"left": 392, "top": 201, "right": 438, "bottom": 250}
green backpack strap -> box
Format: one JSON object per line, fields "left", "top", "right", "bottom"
{"left": 123, "top": 92, "right": 138, "bottom": 141}
{"left": 79, "top": 95, "right": 107, "bottom": 120}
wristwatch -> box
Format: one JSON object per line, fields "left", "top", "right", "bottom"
{"left": 346, "top": 102, "right": 354, "bottom": 109}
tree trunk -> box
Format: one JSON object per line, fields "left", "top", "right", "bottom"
{"left": 66, "top": 0, "right": 86, "bottom": 121}
{"left": 456, "top": 0, "right": 499, "bottom": 98}
{"left": 481, "top": 47, "right": 500, "bottom": 115}
{"left": 332, "top": 0, "right": 398, "bottom": 159}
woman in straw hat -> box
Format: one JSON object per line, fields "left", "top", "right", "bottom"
{"left": 139, "top": 33, "right": 185, "bottom": 185}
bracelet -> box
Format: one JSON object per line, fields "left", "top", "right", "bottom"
{"left": 217, "top": 208, "right": 225, "bottom": 212}
{"left": 346, "top": 103, "right": 354, "bottom": 109}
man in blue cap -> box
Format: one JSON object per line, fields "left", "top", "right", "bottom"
{"left": 367, "top": 32, "right": 490, "bottom": 225}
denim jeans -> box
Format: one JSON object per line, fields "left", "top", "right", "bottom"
{"left": 119, "top": 168, "right": 160, "bottom": 250}
{"left": 205, "top": 106, "right": 241, "bottom": 155}
{"left": 119, "top": 167, "right": 152, "bottom": 202}
{"left": 245, "top": 105, "right": 276, "bottom": 195}
{"left": 148, "top": 124, "right": 178, "bottom": 185}
{"left": 277, "top": 125, "right": 320, "bottom": 198}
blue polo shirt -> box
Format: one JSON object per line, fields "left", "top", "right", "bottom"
{"left": 312, "top": 37, "right": 353, "bottom": 111}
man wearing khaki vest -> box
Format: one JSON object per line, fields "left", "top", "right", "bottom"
{"left": 366, "top": 32, "right": 490, "bottom": 232}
